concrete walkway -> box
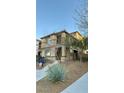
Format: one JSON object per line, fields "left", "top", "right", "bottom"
{"left": 61, "top": 72, "right": 88, "bottom": 93}
{"left": 36, "top": 61, "right": 58, "bottom": 82}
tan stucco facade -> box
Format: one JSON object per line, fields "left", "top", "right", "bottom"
{"left": 71, "top": 32, "right": 83, "bottom": 40}
{"left": 39, "top": 31, "right": 83, "bottom": 61}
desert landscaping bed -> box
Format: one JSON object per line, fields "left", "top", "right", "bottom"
{"left": 36, "top": 61, "right": 88, "bottom": 93}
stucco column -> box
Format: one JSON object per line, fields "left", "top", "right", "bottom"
{"left": 62, "top": 46, "right": 65, "bottom": 56}
{"left": 47, "top": 47, "right": 55, "bottom": 61}
{"left": 51, "top": 48, "right": 56, "bottom": 56}
{"left": 61, "top": 46, "right": 66, "bottom": 61}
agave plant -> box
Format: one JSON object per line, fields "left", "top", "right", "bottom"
{"left": 47, "top": 64, "right": 66, "bottom": 83}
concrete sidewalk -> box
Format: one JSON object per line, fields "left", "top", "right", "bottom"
{"left": 61, "top": 72, "right": 88, "bottom": 93}
{"left": 36, "top": 61, "right": 58, "bottom": 82}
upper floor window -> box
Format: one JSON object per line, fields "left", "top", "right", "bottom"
{"left": 47, "top": 39, "right": 51, "bottom": 45}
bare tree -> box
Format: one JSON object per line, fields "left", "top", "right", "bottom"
{"left": 73, "top": 0, "right": 88, "bottom": 62}
{"left": 74, "top": 0, "right": 88, "bottom": 36}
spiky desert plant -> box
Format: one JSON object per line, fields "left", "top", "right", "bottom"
{"left": 47, "top": 64, "right": 66, "bottom": 83}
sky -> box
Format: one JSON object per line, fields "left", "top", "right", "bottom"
{"left": 36, "top": 0, "right": 87, "bottom": 39}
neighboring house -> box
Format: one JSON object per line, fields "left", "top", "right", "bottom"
{"left": 70, "top": 31, "right": 83, "bottom": 41}
{"left": 39, "top": 30, "right": 83, "bottom": 61}
{"left": 36, "top": 39, "right": 41, "bottom": 55}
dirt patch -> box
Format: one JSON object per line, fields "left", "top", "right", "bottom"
{"left": 36, "top": 61, "right": 88, "bottom": 93}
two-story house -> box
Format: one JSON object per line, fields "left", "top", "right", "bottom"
{"left": 39, "top": 30, "right": 83, "bottom": 61}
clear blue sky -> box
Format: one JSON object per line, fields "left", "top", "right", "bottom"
{"left": 36, "top": 0, "right": 87, "bottom": 39}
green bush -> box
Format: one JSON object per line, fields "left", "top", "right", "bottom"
{"left": 47, "top": 64, "right": 66, "bottom": 83}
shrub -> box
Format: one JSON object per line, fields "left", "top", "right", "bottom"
{"left": 47, "top": 64, "right": 66, "bottom": 83}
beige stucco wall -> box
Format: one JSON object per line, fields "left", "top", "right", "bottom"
{"left": 50, "top": 48, "right": 56, "bottom": 56}
{"left": 40, "top": 31, "right": 82, "bottom": 61}
{"left": 41, "top": 39, "right": 47, "bottom": 48}
{"left": 71, "top": 32, "right": 83, "bottom": 40}
{"left": 76, "top": 33, "right": 83, "bottom": 40}
{"left": 61, "top": 32, "right": 66, "bottom": 44}
{"left": 50, "top": 35, "right": 57, "bottom": 45}
{"left": 50, "top": 35, "right": 57, "bottom": 40}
